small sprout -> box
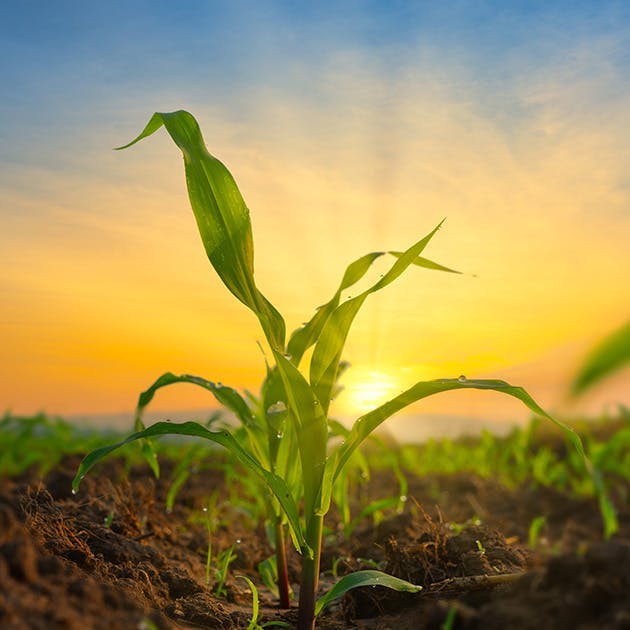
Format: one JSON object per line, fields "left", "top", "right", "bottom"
{"left": 528, "top": 515, "right": 547, "bottom": 549}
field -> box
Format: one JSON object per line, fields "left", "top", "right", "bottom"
{"left": 3, "top": 110, "right": 627, "bottom": 630}
{"left": 1, "top": 412, "right": 629, "bottom": 629}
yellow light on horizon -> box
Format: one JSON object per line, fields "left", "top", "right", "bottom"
{"left": 337, "top": 368, "right": 401, "bottom": 414}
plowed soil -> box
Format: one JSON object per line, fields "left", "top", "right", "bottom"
{"left": 1, "top": 451, "right": 628, "bottom": 629}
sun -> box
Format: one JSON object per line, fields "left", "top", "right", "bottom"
{"left": 337, "top": 368, "right": 401, "bottom": 415}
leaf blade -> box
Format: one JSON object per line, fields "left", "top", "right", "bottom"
{"left": 72, "top": 421, "right": 308, "bottom": 553}
{"left": 315, "top": 570, "right": 421, "bottom": 617}
{"left": 571, "top": 320, "right": 630, "bottom": 395}
{"left": 118, "top": 110, "right": 285, "bottom": 351}
{"left": 135, "top": 372, "right": 254, "bottom": 428}
{"left": 310, "top": 222, "right": 444, "bottom": 410}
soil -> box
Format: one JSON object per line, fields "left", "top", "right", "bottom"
{"left": 1, "top": 450, "right": 629, "bottom": 629}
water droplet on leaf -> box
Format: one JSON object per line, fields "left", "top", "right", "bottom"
{"left": 267, "top": 401, "right": 287, "bottom": 416}
{"left": 458, "top": 375, "right": 467, "bottom": 383}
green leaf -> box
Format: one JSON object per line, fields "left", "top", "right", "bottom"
{"left": 287, "top": 252, "right": 385, "bottom": 366}
{"left": 334, "top": 377, "right": 583, "bottom": 478}
{"left": 236, "top": 575, "right": 260, "bottom": 630}
{"left": 273, "top": 352, "right": 328, "bottom": 519}
{"left": 315, "top": 570, "right": 421, "bottom": 617}
{"left": 287, "top": 248, "right": 457, "bottom": 367}
{"left": 132, "top": 372, "right": 259, "bottom": 477}
{"left": 571, "top": 320, "right": 630, "bottom": 395}
{"left": 72, "top": 421, "right": 308, "bottom": 554}
{"left": 310, "top": 222, "right": 444, "bottom": 411}
{"left": 135, "top": 372, "right": 254, "bottom": 428}
{"left": 389, "top": 252, "right": 462, "bottom": 275}
{"left": 330, "top": 376, "right": 618, "bottom": 538}
{"left": 117, "top": 110, "right": 285, "bottom": 351}
{"left": 260, "top": 366, "right": 289, "bottom": 467}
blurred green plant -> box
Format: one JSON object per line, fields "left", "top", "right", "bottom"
{"left": 571, "top": 320, "right": 630, "bottom": 396}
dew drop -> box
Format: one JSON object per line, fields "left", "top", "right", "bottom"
{"left": 267, "top": 401, "right": 287, "bottom": 416}
{"left": 458, "top": 375, "right": 467, "bottom": 383}
{"left": 215, "top": 382, "right": 223, "bottom": 388}
{"left": 236, "top": 538, "right": 242, "bottom": 544}
{"left": 71, "top": 488, "right": 78, "bottom": 496}
{"left": 276, "top": 431, "right": 284, "bottom": 439}
{"left": 202, "top": 507, "right": 208, "bottom": 512}
{"left": 400, "top": 495, "right": 408, "bottom": 502}
{"left": 283, "top": 353, "right": 292, "bottom": 360}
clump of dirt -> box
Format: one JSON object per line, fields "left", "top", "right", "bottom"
{"left": 0, "top": 453, "right": 628, "bottom": 629}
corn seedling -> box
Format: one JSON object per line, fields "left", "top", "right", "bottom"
{"left": 238, "top": 575, "right": 291, "bottom": 629}
{"left": 528, "top": 515, "right": 547, "bottom": 549}
{"left": 73, "top": 110, "right": 614, "bottom": 629}
{"left": 441, "top": 605, "right": 458, "bottom": 630}
{"left": 201, "top": 492, "right": 221, "bottom": 586}
{"left": 103, "top": 511, "right": 114, "bottom": 528}
{"left": 213, "top": 542, "right": 238, "bottom": 597}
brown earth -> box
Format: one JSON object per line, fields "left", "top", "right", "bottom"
{"left": 1, "top": 453, "right": 629, "bottom": 629}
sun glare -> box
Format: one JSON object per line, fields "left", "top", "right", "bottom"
{"left": 339, "top": 369, "right": 401, "bottom": 414}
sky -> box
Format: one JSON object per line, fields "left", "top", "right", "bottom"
{"left": 1, "top": 1, "right": 629, "bottom": 438}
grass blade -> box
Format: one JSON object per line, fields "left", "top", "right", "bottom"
{"left": 314, "top": 570, "right": 421, "bottom": 617}
{"left": 72, "top": 421, "right": 308, "bottom": 554}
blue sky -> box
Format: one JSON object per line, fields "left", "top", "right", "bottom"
{"left": 1, "top": 1, "right": 629, "bottom": 428}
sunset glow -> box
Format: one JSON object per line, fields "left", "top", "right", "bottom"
{"left": 1, "top": 3, "right": 629, "bottom": 433}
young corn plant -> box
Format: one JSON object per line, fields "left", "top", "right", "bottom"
{"left": 73, "top": 110, "right": 614, "bottom": 629}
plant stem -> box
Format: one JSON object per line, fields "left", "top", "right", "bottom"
{"left": 297, "top": 514, "right": 323, "bottom": 630}
{"left": 275, "top": 522, "right": 291, "bottom": 609}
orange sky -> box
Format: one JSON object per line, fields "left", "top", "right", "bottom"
{"left": 1, "top": 3, "right": 629, "bottom": 435}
